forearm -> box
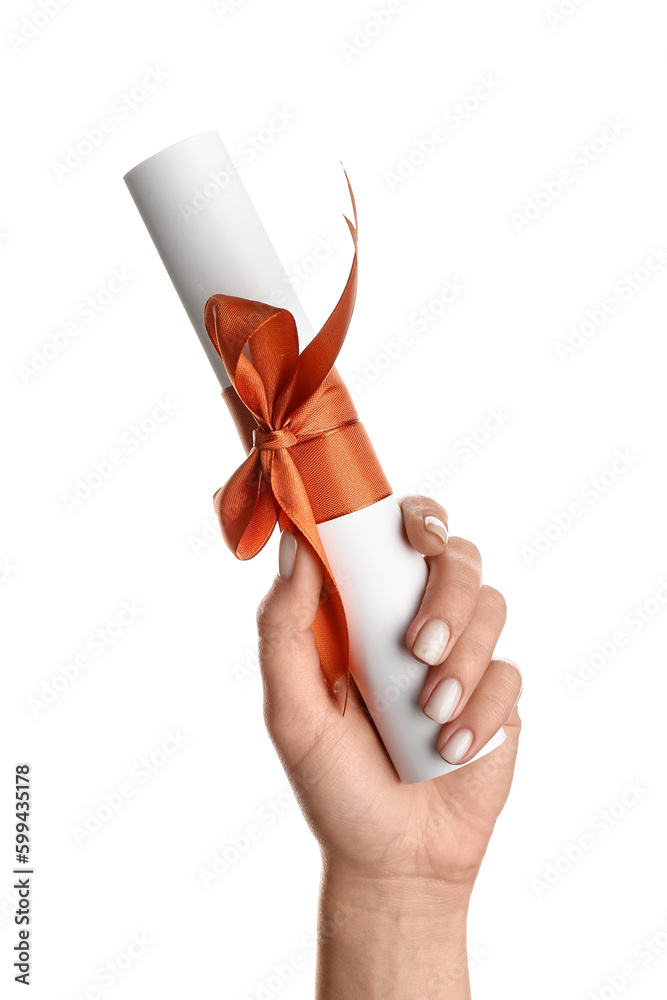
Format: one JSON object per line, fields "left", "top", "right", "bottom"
{"left": 315, "top": 865, "right": 473, "bottom": 999}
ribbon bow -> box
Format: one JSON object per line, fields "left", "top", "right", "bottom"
{"left": 204, "top": 181, "right": 391, "bottom": 709}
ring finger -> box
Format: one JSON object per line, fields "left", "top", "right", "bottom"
{"left": 420, "top": 585, "right": 507, "bottom": 724}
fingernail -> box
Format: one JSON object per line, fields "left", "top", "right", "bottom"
{"left": 413, "top": 619, "right": 450, "bottom": 665}
{"left": 423, "top": 677, "right": 462, "bottom": 724}
{"left": 278, "top": 530, "right": 297, "bottom": 580}
{"left": 424, "top": 515, "right": 448, "bottom": 544}
{"left": 440, "top": 728, "right": 473, "bottom": 764}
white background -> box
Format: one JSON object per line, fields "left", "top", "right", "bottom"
{"left": 2, "top": 0, "right": 666, "bottom": 997}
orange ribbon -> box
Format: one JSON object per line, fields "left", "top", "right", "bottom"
{"left": 203, "top": 181, "right": 391, "bottom": 710}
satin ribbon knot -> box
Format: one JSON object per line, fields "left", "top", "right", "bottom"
{"left": 203, "top": 175, "right": 392, "bottom": 709}
{"left": 252, "top": 426, "right": 298, "bottom": 451}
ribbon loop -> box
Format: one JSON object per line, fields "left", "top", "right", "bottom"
{"left": 204, "top": 175, "right": 392, "bottom": 709}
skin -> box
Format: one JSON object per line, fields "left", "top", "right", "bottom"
{"left": 255, "top": 495, "right": 522, "bottom": 998}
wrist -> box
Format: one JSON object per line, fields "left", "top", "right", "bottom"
{"left": 316, "top": 863, "right": 473, "bottom": 1000}
{"left": 321, "top": 858, "right": 474, "bottom": 918}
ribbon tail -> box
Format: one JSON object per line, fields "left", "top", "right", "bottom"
{"left": 271, "top": 453, "right": 351, "bottom": 708}
{"left": 273, "top": 180, "right": 359, "bottom": 424}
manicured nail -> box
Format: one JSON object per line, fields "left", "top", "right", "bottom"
{"left": 424, "top": 515, "right": 448, "bottom": 544}
{"left": 278, "top": 530, "right": 297, "bottom": 580}
{"left": 413, "top": 619, "right": 450, "bottom": 665}
{"left": 423, "top": 677, "right": 462, "bottom": 724}
{"left": 440, "top": 729, "right": 473, "bottom": 764}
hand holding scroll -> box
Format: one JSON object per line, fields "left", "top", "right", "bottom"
{"left": 255, "top": 494, "right": 522, "bottom": 997}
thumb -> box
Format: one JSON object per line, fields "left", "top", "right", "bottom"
{"left": 257, "top": 529, "right": 338, "bottom": 748}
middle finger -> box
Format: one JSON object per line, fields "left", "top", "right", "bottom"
{"left": 406, "top": 535, "right": 483, "bottom": 668}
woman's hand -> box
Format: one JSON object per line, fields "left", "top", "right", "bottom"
{"left": 256, "top": 495, "right": 522, "bottom": 998}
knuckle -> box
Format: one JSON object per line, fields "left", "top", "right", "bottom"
{"left": 449, "top": 575, "right": 480, "bottom": 615}
{"left": 256, "top": 583, "right": 278, "bottom": 631}
{"left": 463, "top": 633, "right": 492, "bottom": 666}
{"left": 262, "top": 691, "right": 291, "bottom": 750}
{"left": 256, "top": 597, "right": 269, "bottom": 633}
{"left": 289, "top": 589, "right": 317, "bottom": 630}
{"left": 400, "top": 494, "right": 449, "bottom": 527}
{"left": 472, "top": 664, "right": 521, "bottom": 726}
{"left": 460, "top": 538, "right": 482, "bottom": 568}
{"left": 474, "top": 690, "right": 503, "bottom": 728}
{"left": 442, "top": 594, "right": 478, "bottom": 638}
{"left": 257, "top": 625, "right": 287, "bottom": 660}
{"left": 481, "top": 585, "right": 507, "bottom": 620}
{"left": 256, "top": 595, "right": 290, "bottom": 658}
{"left": 256, "top": 586, "right": 314, "bottom": 661}
{"left": 256, "top": 580, "right": 303, "bottom": 630}
{"left": 261, "top": 680, "right": 297, "bottom": 740}
{"left": 497, "top": 656, "right": 521, "bottom": 681}
{"left": 495, "top": 660, "right": 523, "bottom": 700}
{"left": 449, "top": 537, "right": 482, "bottom": 573}
{"left": 262, "top": 687, "right": 276, "bottom": 736}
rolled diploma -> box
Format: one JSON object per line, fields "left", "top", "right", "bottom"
{"left": 124, "top": 131, "right": 505, "bottom": 783}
